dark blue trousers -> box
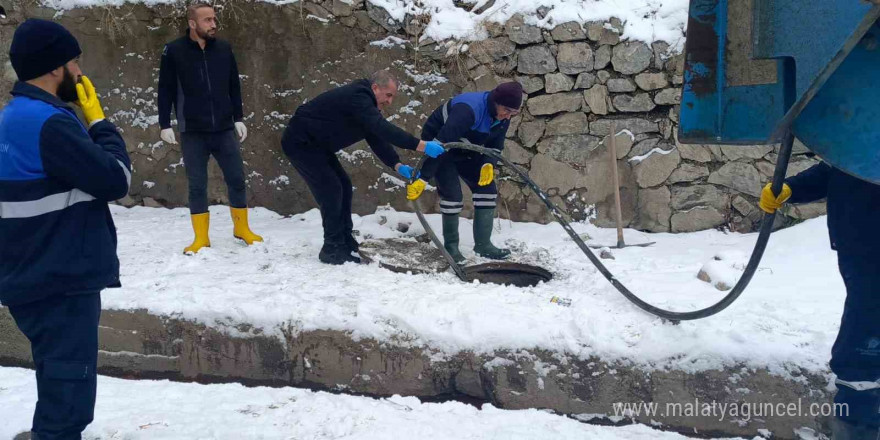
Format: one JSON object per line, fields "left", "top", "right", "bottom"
{"left": 180, "top": 129, "right": 248, "bottom": 215}
{"left": 8, "top": 292, "right": 101, "bottom": 440}
{"left": 432, "top": 151, "right": 498, "bottom": 215}
{"left": 832, "top": 252, "right": 880, "bottom": 431}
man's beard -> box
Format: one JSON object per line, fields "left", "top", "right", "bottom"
{"left": 196, "top": 27, "right": 216, "bottom": 41}
{"left": 57, "top": 66, "right": 79, "bottom": 103}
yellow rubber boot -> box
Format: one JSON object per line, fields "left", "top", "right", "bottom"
{"left": 230, "top": 207, "right": 263, "bottom": 245}
{"left": 184, "top": 213, "right": 211, "bottom": 254}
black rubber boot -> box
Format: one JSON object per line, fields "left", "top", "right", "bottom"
{"left": 319, "top": 242, "right": 361, "bottom": 265}
{"left": 442, "top": 214, "right": 466, "bottom": 263}
{"left": 345, "top": 233, "right": 359, "bottom": 253}
{"left": 473, "top": 208, "right": 510, "bottom": 260}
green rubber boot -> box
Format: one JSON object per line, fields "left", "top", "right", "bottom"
{"left": 442, "top": 214, "right": 466, "bottom": 263}
{"left": 473, "top": 208, "right": 511, "bottom": 260}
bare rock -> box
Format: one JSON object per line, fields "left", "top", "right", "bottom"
{"left": 506, "top": 14, "right": 544, "bottom": 44}
{"left": 668, "top": 163, "right": 710, "bottom": 184}
{"left": 633, "top": 186, "right": 671, "bottom": 232}
{"left": 517, "top": 45, "right": 557, "bottom": 74}
{"left": 583, "top": 85, "right": 609, "bottom": 115}
{"left": 607, "top": 78, "right": 636, "bottom": 93}
{"left": 612, "top": 93, "right": 656, "bottom": 112}
{"left": 550, "top": 22, "right": 587, "bottom": 42}
{"left": 672, "top": 207, "right": 726, "bottom": 233}
{"left": 654, "top": 88, "right": 681, "bottom": 105}
{"left": 544, "top": 73, "right": 575, "bottom": 93}
{"left": 632, "top": 147, "right": 680, "bottom": 188}
{"left": 557, "top": 42, "right": 594, "bottom": 74}
{"left": 517, "top": 119, "right": 546, "bottom": 148}
{"left": 612, "top": 41, "right": 653, "bottom": 75}
{"left": 527, "top": 92, "right": 583, "bottom": 116}
{"left": 708, "top": 162, "right": 764, "bottom": 197}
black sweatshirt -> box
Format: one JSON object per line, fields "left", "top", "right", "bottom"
{"left": 158, "top": 34, "right": 243, "bottom": 133}
{"left": 282, "top": 79, "right": 420, "bottom": 168}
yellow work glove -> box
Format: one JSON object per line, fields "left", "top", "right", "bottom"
{"left": 478, "top": 163, "right": 494, "bottom": 186}
{"left": 759, "top": 182, "right": 792, "bottom": 214}
{"left": 75, "top": 76, "right": 105, "bottom": 126}
{"left": 407, "top": 179, "right": 427, "bottom": 201}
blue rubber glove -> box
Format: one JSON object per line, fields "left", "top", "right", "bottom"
{"left": 423, "top": 141, "right": 446, "bottom": 158}
{"left": 397, "top": 164, "right": 420, "bottom": 180}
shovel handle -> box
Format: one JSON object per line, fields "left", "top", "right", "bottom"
{"left": 608, "top": 123, "right": 625, "bottom": 248}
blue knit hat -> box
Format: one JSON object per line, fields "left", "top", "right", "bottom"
{"left": 9, "top": 19, "right": 82, "bottom": 81}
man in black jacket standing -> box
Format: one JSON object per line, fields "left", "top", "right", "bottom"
{"left": 282, "top": 71, "right": 445, "bottom": 265}
{"left": 158, "top": 2, "right": 261, "bottom": 255}
{"left": 0, "top": 19, "right": 131, "bottom": 439}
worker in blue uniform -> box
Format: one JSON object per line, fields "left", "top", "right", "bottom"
{"left": 760, "top": 163, "right": 879, "bottom": 439}
{"left": 0, "top": 19, "right": 131, "bottom": 439}
{"left": 406, "top": 82, "right": 523, "bottom": 262}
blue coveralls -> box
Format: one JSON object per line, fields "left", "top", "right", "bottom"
{"left": 419, "top": 91, "right": 509, "bottom": 214}
{"left": 785, "top": 162, "right": 879, "bottom": 433}
{"left": 0, "top": 82, "right": 131, "bottom": 439}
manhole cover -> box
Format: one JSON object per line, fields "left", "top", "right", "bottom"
{"left": 463, "top": 262, "right": 553, "bottom": 287}
{"left": 359, "top": 238, "right": 450, "bottom": 274}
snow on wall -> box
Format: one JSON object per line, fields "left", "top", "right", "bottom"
{"left": 43, "top": 0, "right": 689, "bottom": 49}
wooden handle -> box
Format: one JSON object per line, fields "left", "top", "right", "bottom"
{"left": 608, "top": 122, "right": 625, "bottom": 248}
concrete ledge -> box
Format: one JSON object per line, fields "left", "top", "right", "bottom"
{"left": 1, "top": 307, "right": 832, "bottom": 439}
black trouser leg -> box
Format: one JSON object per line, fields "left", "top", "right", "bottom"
{"left": 8, "top": 293, "right": 102, "bottom": 440}
{"left": 210, "top": 130, "right": 248, "bottom": 209}
{"left": 328, "top": 154, "right": 353, "bottom": 236}
{"left": 180, "top": 132, "right": 211, "bottom": 215}
{"left": 285, "top": 145, "right": 347, "bottom": 245}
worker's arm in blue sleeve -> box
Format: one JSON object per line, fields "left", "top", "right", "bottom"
{"left": 481, "top": 122, "right": 509, "bottom": 166}
{"left": 40, "top": 114, "right": 131, "bottom": 201}
{"left": 421, "top": 103, "right": 475, "bottom": 180}
{"left": 785, "top": 162, "right": 831, "bottom": 204}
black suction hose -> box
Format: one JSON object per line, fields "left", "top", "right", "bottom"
{"left": 407, "top": 135, "right": 794, "bottom": 322}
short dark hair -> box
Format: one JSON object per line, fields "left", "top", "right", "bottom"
{"left": 187, "top": 2, "right": 214, "bottom": 22}
{"left": 370, "top": 70, "right": 398, "bottom": 89}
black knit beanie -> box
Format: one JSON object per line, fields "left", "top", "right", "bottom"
{"left": 488, "top": 81, "right": 524, "bottom": 109}
{"left": 10, "top": 19, "right": 82, "bottom": 81}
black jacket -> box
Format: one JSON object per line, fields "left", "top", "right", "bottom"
{"left": 786, "top": 162, "right": 879, "bottom": 255}
{"left": 0, "top": 82, "right": 131, "bottom": 306}
{"left": 158, "top": 34, "right": 243, "bottom": 133}
{"left": 281, "top": 79, "right": 420, "bottom": 168}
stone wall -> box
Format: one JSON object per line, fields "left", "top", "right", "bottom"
{"left": 0, "top": 1, "right": 825, "bottom": 232}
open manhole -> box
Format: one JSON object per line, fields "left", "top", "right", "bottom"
{"left": 463, "top": 262, "right": 553, "bottom": 287}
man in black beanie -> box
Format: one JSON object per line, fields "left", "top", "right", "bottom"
{"left": 406, "top": 82, "right": 523, "bottom": 262}
{"left": 0, "top": 19, "right": 131, "bottom": 440}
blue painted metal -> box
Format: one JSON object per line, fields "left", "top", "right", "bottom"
{"left": 678, "top": 0, "right": 880, "bottom": 183}
{"left": 793, "top": 22, "right": 880, "bottom": 184}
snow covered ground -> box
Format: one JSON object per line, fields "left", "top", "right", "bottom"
{"left": 103, "top": 204, "right": 843, "bottom": 377}
{"left": 45, "top": 0, "right": 689, "bottom": 50}
{"left": 0, "top": 366, "right": 753, "bottom": 439}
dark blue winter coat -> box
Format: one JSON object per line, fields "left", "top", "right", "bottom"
{"left": 419, "top": 91, "right": 509, "bottom": 180}
{"left": 0, "top": 82, "right": 131, "bottom": 306}
{"left": 785, "top": 162, "right": 879, "bottom": 255}
{"left": 281, "top": 79, "right": 421, "bottom": 169}
{"left": 158, "top": 34, "right": 243, "bottom": 133}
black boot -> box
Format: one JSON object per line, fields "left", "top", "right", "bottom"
{"left": 442, "top": 214, "right": 466, "bottom": 263}
{"left": 473, "top": 208, "right": 510, "bottom": 260}
{"left": 345, "top": 233, "right": 359, "bottom": 253}
{"left": 319, "top": 242, "right": 361, "bottom": 265}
